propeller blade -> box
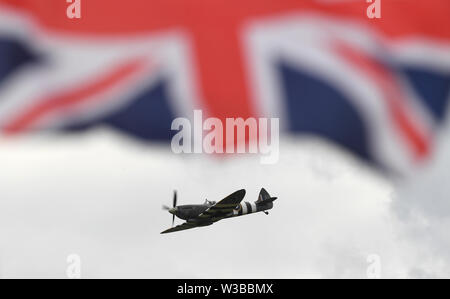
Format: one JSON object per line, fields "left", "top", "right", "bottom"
{"left": 172, "top": 214, "right": 175, "bottom": 227}
{"left": 173, "top": 190, "right": 177, "bottom": 208}
{"left": 162, "top": 205, "right": 170, "bottom": 211}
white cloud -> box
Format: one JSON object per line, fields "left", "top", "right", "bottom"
{"left": 0, "top": 129, "right": 449, "bottom": 278}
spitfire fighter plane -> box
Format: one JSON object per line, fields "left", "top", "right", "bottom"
{"left": 161, "top": 188, "right": 277, "bottom": 234}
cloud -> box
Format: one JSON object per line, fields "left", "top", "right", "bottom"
{"left": 389, "top": 104, "right": 450, "bottom": 278}
{"left": 0, "top": 128, "right": 449, "bottom": 278}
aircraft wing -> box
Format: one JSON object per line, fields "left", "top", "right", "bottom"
{"left": 160, "top": 222, "right": 199, "bottom": 234}
{"left": 197, "top": 189, "right": 246, "bottom": 220}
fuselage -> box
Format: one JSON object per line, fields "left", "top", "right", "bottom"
{"left": 171, "top": 201, "right": 274, "bottom": 222}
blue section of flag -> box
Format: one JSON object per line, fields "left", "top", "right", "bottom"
{"left": 63, "top": 80, "right": 176, "bottom": 141}
{"left": 402, "top": 67, "right": 450, "bottom": 123}
{"left": 279, "top": 62, "right": 374, "bottom": 164}
{"left": 0, "top": 38, "right": 39, "bottom": 87}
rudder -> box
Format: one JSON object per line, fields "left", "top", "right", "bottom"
{"left": 256, "top": 188, "right": 277, "bottom": 203}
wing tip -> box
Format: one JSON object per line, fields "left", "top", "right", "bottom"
{"left": 160, "top": 228, "right": 173, "bottom": 234}
{"left": 237, "top": 188, "right": 246, "bottom": 197}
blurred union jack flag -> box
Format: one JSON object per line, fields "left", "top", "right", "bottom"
{"left": 0, "top": 0, "right": 449, "bottom": 174}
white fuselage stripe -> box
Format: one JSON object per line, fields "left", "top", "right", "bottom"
{"left": 242, "top": 202, "right": 248, "bottom": 214}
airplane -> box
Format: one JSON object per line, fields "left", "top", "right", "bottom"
{"left": 161, "top": 188, "right": 277, "bottom": 234}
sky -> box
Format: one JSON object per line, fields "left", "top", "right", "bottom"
{"left": 1, "top": 115, "right": 450, "bottom": 278}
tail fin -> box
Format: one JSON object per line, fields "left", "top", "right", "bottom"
{"left": 256, "top": 188, "right": 277, "bottom": 204}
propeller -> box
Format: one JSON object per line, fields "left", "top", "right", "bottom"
{"left": 162, "top": 190, "right": 178, "bottom": 227}
{"left": 173, "top": 190, "right": 177, "bottom": 207}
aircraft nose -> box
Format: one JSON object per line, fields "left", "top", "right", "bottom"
{"left": 168, "top": 207, "right": 177, "bottom": 214}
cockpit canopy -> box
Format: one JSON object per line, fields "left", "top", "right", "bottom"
{"left": 204, "top": 199, "right": 216, "bottom": 206}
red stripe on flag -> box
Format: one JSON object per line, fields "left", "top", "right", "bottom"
{"left": 334, "top": 43, "right": 431, "bottom": 161}
{"left": 1, "top": 0, "right": 448, "bottom": 40}
{"left": 3, "top": 58, "right": 147, "bottom": 134}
